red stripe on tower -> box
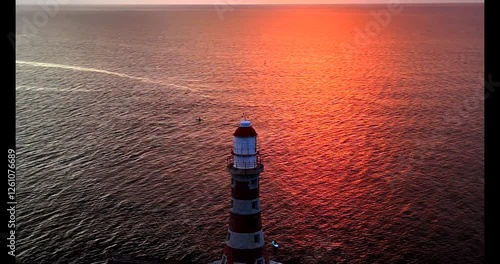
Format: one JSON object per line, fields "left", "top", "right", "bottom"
{"left": 220, "top": 120, "right": 269, "bottom": 264}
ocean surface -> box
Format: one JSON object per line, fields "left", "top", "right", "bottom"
{"left": 15, "top": 4, "right": 484, "bottom": 264}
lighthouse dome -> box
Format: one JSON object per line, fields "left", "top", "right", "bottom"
{"left": 233, "top": 120, "right": 258, "bottom": 137}
{"left": 240, "top": 120, "right": 251, "bottom": 127}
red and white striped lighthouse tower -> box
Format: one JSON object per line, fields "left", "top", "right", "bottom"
{"left": 220, "top": 119, "right": 269, "bottom": 264}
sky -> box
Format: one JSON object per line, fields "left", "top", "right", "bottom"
{"left": 16, "top": 0, "right": 484, "bottom": 5}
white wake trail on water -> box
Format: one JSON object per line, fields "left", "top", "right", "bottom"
{"left": 16, "top": 60, "right": 208, "bottom": 96}
{"left": 16, "top": 85, "right": 95, "bottom": 93}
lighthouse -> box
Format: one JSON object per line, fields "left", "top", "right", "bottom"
{"left": 219, "top": 119, "right": 270, "bottom": 264}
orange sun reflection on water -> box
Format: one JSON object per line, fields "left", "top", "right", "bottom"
{"left": 219, "top": 8, "right": 444, "bottom": 248}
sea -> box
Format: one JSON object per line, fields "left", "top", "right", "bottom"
{"left": 15, "top": 4, "right": 484, "bottom": 264}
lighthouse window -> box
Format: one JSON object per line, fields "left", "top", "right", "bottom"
{"left": 221, "top": 255, "right": 227, "bottom": 264}
{"left": 252, "top": 201, "right": 259, "bottom": 210}
{"left": 249, "top": 179, "right": 258, "bottom": 189}
{"left": 254, "top": 234, "right": 260, "bottom": 243}
{"left": 230, "top": 200, "right": 234, "bottom": 208}
{"left": 226, "top": 232, "right": 231, "bottom": 241}
{"left": 255, "top": 258, "right": 264, "bottom": 264}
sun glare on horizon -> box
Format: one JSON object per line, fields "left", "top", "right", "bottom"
{"left": 16, "top": 0, "right": 484, "bottom": 5}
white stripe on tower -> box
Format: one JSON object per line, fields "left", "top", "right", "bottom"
{"left": 231, "top": 198, "right": 260, "bottom": 215}
{"left": 226, "top": 230, "right": 265, "bottom": 249}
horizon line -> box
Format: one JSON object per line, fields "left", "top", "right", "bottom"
{"left": 16, "top": 1, "right": 484, "bottom": 6}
